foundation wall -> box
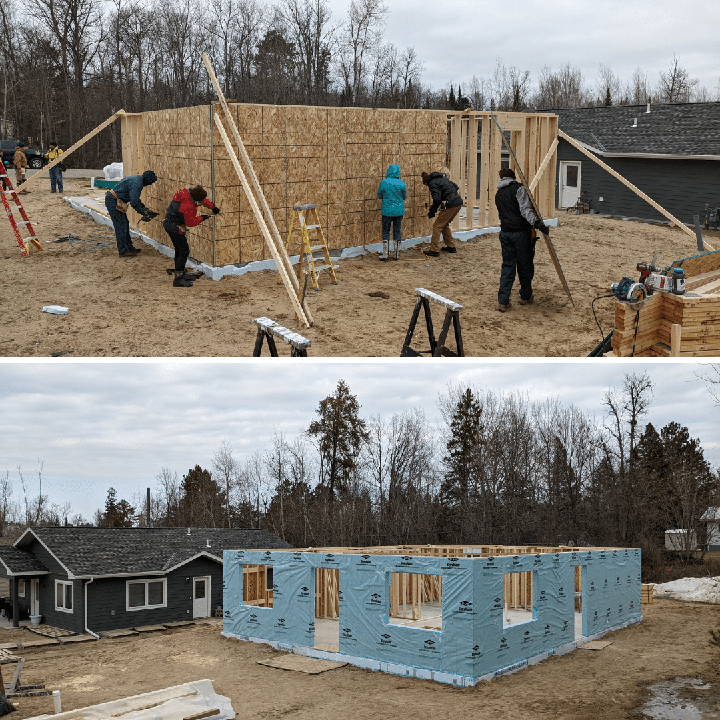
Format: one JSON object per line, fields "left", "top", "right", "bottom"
{"left": 122, "top": 105, "right": 558, "bottom": 268}
{"left": 222, "top": 547, "right": 641, "bottom": 684}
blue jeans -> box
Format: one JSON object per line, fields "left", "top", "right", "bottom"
{"left": 498, "top": 230, "right": 534, "bottom": 305}
{"left": 49, "top": 166, "right": 63, "bottom": 192}
{"left": 381, "top": 215, "right": 402, "bottom": 243}
{"left": 105, "top": 194, "right": 133, "bottom": 254}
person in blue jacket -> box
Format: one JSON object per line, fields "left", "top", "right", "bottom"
{"left": 376, "top": 164, "right": 407, "bottom": 261}
{"left": 105, "top": 169, "right": 158, "bottom": 257}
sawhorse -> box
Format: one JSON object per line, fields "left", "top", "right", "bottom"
{"left": 400, "top": 288, "right": 464, "bottom": 357}
{"left": 253, "top": 317, "right": 311, "bottom": 357}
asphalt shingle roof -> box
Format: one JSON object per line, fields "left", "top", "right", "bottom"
{"left": 0, "top": 546, "right": 49, "bottom": 574}
{"left": 548, "top": 102, "right": 720, "bottom": 156}
{"left": 15, "top": 527, "right": 292, "bottom": 577}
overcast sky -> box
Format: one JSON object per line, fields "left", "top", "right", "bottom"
{"left": 324, "top": 0, "right": 719, "bottom": 98}
{"left": 0, "top": 360, "right": 717, "bottom": 521}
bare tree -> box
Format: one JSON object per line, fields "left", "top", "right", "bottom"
{"left": 596, "top": 64, "right": 622, "bottom": 106}
{"left": 625, "top": 67, "right": 650, "bottom": 106}
{"left": 212, "top": 439, "right": 240, "bottom": 528}
{"left": 534, "top": 63, "right": 588, "bottom": 109}
{"left": 279, "top": 0, "right": 334, "bottom": 104}
{"left": 657, "top": 54, "right": 699, "bottom": 103}
{"left": 337, "top": 0, "right": 387, "bottom": 105}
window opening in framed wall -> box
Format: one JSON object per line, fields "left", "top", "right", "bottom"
{"left": 243, "top": 565, "right": 273, "bottom": 608}
{"left": 387, "top": 572, "right": 442, "bottom": 629}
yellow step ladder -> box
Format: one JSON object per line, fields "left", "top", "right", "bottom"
{"left": 285, "top": 203, "right": 337, "bottom": 290}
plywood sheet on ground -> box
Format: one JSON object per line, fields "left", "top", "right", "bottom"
{"left": 257, "top": 655, "right": 347, "bottom": 675}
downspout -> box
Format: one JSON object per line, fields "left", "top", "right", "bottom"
{"left": 84, "top": 578, "right": 99, "bottom": 638}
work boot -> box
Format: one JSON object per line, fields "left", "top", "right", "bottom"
{"left": 518, "top": 295, "right": 533, "bottom": 305}
{"left": 496, "top": 303, "right": 509, "bottom": 313}
{"left": 173, "top": 273, "right": 193, "bottom": 287}
{"left": 181, "top": 271, "right": 199, "bottom": 282}
{"left": 379, "top": 240, "right": 389, "bottom": 261}
{"left": 441, "top": 246, "right": 457, "bottom": 254}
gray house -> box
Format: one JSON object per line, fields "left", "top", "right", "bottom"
{"left": 0, "top": 527, "right": 290, "bottom": 634}
{"left": 546, "top": 101, "right": 720, "bottom": 224}
{"left": 700, "top": 507, "right": 720, "bottom": 552}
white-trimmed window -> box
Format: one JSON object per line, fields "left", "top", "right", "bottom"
{"left": 17, "top": 580, "right": 25, "bottom": 597}
{"left": 126, "top": 579, "right": 166, "bottom": 611}
{"left": 55, "top": 580, "right": 73, "bottom": 613}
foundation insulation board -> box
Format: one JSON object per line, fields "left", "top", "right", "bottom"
{"left": 223, "top": 548, "right": 641, "bottom": 683}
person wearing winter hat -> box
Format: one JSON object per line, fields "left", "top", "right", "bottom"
{"left": 376, "top": 164, "right": 407, "bottom": 261}
{"left": 105, "top": 169, "right": 158, "bottom": 257}
{"left": 421, "top": 170, "right": 463, "bottom": 256}
{"left": 163, "top": 185, "right": 220, "bottom": 287}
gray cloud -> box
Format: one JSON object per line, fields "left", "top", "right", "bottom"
{"left": 0, "top": 361, "right": 717, "bottom": 520}
{"left": 325, "top": 0, "right": 719, "bottom": 95}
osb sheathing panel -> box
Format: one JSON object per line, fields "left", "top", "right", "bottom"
{"left": 132, "top": 104, "right": 448, "bottom": 266}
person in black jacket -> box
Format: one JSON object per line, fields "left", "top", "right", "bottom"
{"left": 421, "top": 171, "right": 463, "bottom": 256}
{"left": 494, "top": 168, "right": 549, "bottom": 312}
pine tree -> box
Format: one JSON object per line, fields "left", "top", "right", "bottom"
{"left": 307, "top": 380, "right": 369, "bottom": 499}
{"left": 100, "top": 487, "right": 135, "bottom": 527}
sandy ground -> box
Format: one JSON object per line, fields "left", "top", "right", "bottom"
{"left": 1, "top": 178, "right": 716, "bottom": 357}
{"left": 1, "top": 601, "right": 718, "bottom": 720}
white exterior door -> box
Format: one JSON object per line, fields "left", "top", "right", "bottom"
{"left": 30, "top": 579, "right": 39, "bottom": 617}
{"left": 192, "top": 577, "right": 210, "bottom": 619}
{"left": 559, "top": 161, "right": 581, "bottom": 208}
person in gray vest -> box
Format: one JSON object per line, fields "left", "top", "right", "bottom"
{"left": 494, "top": 168, "right": 548, "bottom": 312}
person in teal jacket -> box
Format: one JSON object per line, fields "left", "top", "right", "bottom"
{"left": 377, "top": 164, "right": 407, "bottom": 261}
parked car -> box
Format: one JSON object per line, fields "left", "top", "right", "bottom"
{"left": 0, "top": 140, "right": 47, "bottom": 169}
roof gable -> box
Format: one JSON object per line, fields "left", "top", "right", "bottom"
{"left": 15, "top": 527, "right": 291, "bottom": 578}
{"left": 548, "top": 102, "right": 720, "bottom": 157}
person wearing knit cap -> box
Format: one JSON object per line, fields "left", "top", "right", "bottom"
{"left": 163, "top": 185, "right": 220, "bottom": 287}
{"left": 105, "top": 170, "right": 158, "bottom": 257}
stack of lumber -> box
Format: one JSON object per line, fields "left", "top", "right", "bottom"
{"left": 611, "top": 249, "right": 720, "bottom": 356}
{"left": 641, "top": 584, "right": 654, "bottom": 604}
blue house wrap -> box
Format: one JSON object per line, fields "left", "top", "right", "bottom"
{"left": 222, "top": 548, "right": 641, "bottom": 685}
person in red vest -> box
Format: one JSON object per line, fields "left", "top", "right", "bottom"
{"left": 163, "top": 185, "right": 220, "bottom": 287}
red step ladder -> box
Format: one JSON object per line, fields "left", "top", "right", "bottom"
{"left": 0, "top": 169, "right": 43, "bottom": 257}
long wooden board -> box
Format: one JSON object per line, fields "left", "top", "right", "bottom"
{"left": 22, "top": 111, "right": 124, "bottom": 192}
{"left": 558, "top": 130, "right": 715, "bottom": 252}
{"left": 213, "top": 114, "right": 310, "bottom": 327}
{"left": 202, "top": 53, "right": 313, "bottom": 326}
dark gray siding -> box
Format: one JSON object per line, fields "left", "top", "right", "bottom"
{"left": 554, "top": 140, "right": 720, "bottom": 225}
{"left": 86, "top": 557, "right": 223, "bottom": 633}
{"left": 25, "top": 539, "right": 84, "bottom": 633}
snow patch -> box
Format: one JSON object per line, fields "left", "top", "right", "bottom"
{"left": 653, "top": 576, "right": 720, "bottom": 604}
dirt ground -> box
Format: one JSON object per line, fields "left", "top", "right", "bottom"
{"left": 1, "top": 178, "right": 717, "bottom": 357}
{"left": 1, "top": 600, "right": 718, "bottom": 720}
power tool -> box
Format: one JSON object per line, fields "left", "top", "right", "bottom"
{"left": 611, "top": 252, "right": 686, "bottom": 305}
{"left": 611, "top": 276, "right": 646, "bottom": 305}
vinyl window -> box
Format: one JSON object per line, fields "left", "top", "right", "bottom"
{"left": 55, "top": 580, "right": 73, "bottom": 613}
{"left": 126, "top": 579, "right": 166, "bottom": 611}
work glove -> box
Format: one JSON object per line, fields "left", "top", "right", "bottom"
{"left": 140, "top": 210, "right": 159, "bottom": 223}
{"left": 533, "top": 220, "right": 549, "bottom": 234}
{"left": 428, "top": 211, "right": 436, "bottom": 219}
{"left": 212, "top": 206, "right": 220, "bottom": 215}
{"left": 201, "top": 215, "right": 212, "bottom": 221}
